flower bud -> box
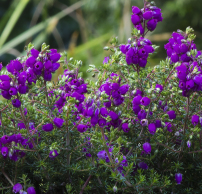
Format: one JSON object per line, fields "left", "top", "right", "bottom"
{"left": 113, "top": 186, "right": 117, "bottom": 192}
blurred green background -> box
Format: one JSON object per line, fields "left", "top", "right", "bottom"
{"left": 0, "top": 0, "right": 202, "bottom": 77}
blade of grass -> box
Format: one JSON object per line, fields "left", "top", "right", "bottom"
{"left": 0, "top": 0, "right": 18, "bottom": 32}
{"left": 0, "top": 0, "right": 29, "bottom": 48}
{"left": 0, "top": 1, "right": 85, "bottom": 56}
{"left": 68, "top": 32, "right": 112, "bottom": 56}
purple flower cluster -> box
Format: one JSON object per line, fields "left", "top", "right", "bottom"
{"left": 0, "top": 48, "right": 61, "bottom": 106}
{"left": 82, "top": 137, "right": 92, "bottom": 158}
{"left": 132, "top": 90, "right": 162, "bottom": 134}
{"left": 131, "top": 4, "right": 163, "bottom": 34}
{"left": 54, "top": 69, "right": 88, "bottom": 112}
{"left": 13, "top": 183, "right": 36, "bottom": 194}
{"left": 97, "top": 147, "right": 113, "bottom": 163}
{"left": 115, "top": 156, "right": 128, "bottom": 176}
{"left": 165, "top": 31, "right": 202, "bottom": 96}
{"left": 0, "top": 133, "right": 32, "bottom": 161}
{"left": 77, "top": 73, "right": 130, "bottom": 133}
{"left": 120, "top": 37, "right": 154, "bottom": 67}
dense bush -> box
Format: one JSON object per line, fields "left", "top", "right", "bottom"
{"left": 0, "top": 1, "right": 202, "bottom": 193}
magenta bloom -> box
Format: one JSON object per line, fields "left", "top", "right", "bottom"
{"left": 98, "top": 118, "right": 106, "bottom": 128}
{"left": 109, "top": 111, "right": 118, "bottom": 120}
{"left": 155, "top": 84, "right": 163, "bottom": 93}
{"left": 53, "top": 117, "right": 64, "bottom": 128}
{"left": 103, "top": 57, "right": 109, "bottom": 64}
{"left": 1, "top": 147, "right": 8, "bottom": 158}
{"left": 155, "top": 120, "right": 161, "bottom": 128}
{"left": 167, "top": 110, "right": 176, "bottom": 119}
{"left": 143, "top": 142, "right": 151, "bottom": 154}
{"left": 122, "top": 123, "right": 130, "bottom": 133}
{"left": 187, "top": 140, "right": 191, "bottom": 148}
{"left": 140, "top": 97, "right": 150, "bottom": 106}
{"left": 49, "top": 150, "right": 59, "bottom": 159}
{"left": 27, "top": 186, "right": 36, "bottom": 194}
{"left": 77, "top": 124, "right": 87, "bottom": 133}
{"left": 148, "top": 123, "right": 156, "bottom": 135}
{"left": 138, "top": 162, "right": 148, "bottom": 170}
{"left": 175, "top": 173, "right": 182, "bottom": 184}
{"left": 132, "top": 95, "right": 142, "bottom": 106}
{"left": 9, "top": 87, "right": 17, "bottom": 95}
{"left": 100, "top": 107, "right": 108, "bottom": 117}
{"left": 12, "top": 99, "right": 21, "bottom": 108}
{"left": 192, "top": 115, "right": 199, "bottom": 126}
{"left": 165, "top": 122, "right": 173, "bottom": 132}
{"left": 147, "top": 19, "right": 157, "bottom": 31}
{"left": 42, "top": 123, "right": 54, "bottom": 132}
{"left": 13, "top": 183, "right": 23, "bottom": 193}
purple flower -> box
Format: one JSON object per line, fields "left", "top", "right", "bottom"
{"left": 77, "top": 124, "right": 87, "bottom": 133}
{"left": 167, "top": 110, "right": 176, "bottom": 119}
{"left": 148, "top": 123, "right": 156, "bottom": 135}
{"left": 0, "top": 81, "right": 10, "bottom": 90}
{"left": 49, "top": 150, "right": 59, "bottom": 159}
{"left": 143, "top": 142, "right": 151, "bottom": 154}
{"left": 138, "top": 109, "right": 146, "bottom": 120}
{"left": 132, "top": 95, "right": 142, "bottom": 106}
{"left": 122, "top": 123, "right": 130, "bottom": 132}
{"left": 171, "top": 52, "right": 179, "bottom": 63}
{"left": 1, "top": 135, "right": 10, "bottom": 144}
{"left": 133, "top": 105, "right": 141, "bottom": 115}
{"left": 98, "top": 118, "right": 106, "bottom": 128}
{"left": 12, "top": 99, "right": 21, "bottom": 108}
{"left": 26, "top": 56, "right": 36, "bottom": 68}
{"left": 34, "top": 61, "right": 43, "bottom": 71}
{"left": 91, "top": 115, "right": 99, "bottom": 126}
{"left": 53, "top": 117, "right": 64, "bottom": 128}
{"left": 140, "top": 119, "right": 148, "bottom": 126}
{"left": 100, "top": 107, "right": 108, "bottom": 117}
{"left": 147, "top": 19, "right": 157, "bottom": 31}
{"left": 119, "top": 84, "right": 129, "bottom": 95}
{"left": 143, "top": 11, "right": 153, "bottom": 20}
{"left": 175, "top": 173, "right": 182, "bottom": 184}
{"left": 1, "top": 147, "right": 8, "bottom": 158}
{"left": 138, "top": 161, "right": 148, "bottom": 170}
{"left": 155, "top": 84, "right": 163, "bottom": 93}
{"left": 165, "top": 122, "right": 173, "bottom": 132}
{"left": 19, "top": 85, "right": 28, "bottom": 94}
{"left": 13, "top": 183, "right": 23, "bottom": 193}
{"left": 0, "top": 75, "right": 11, "bottom": 81}
{"left": 109, "top": 111, "right": 118, "bottom": 120}
{"left": 131, "top": 14, "right": 141, "bottom": 25}
{"left": 155, "top": 120, "right": 161, "bottom": 128}
{"left": 42, "top": 123, "right": 54, "bottom": 132}
{"left": 103, "top": 57, "right": 109, "bottom": 64}
{"left": 24, "top": 108, "right": 27, "bottom": 116}
{"left": 9, "top": 87, "right": 17, "bottom": 95}
{"left": 27, "top": 187, "right": 36, "bottom": 194}
{"left": 1, "top": 90, "right": 11, "bottom": 100}
{"left": 0, "top": 63, "right": 2, "bottom": 71}
{"left": 44, "top": 71, "right": 52, "bottom": 81}
{"left": 140, "top": 97, "right": 150, "bottom": 106}
{"left": 192, "top": 115, "right": 199, "bottom": 126}
{"left": 31, "top": 48, "right": 39, "bottom": 58}
{"left": 132, "top": 6, "right": 141, "bottom": 14}
{"left": 50, "top": 53, "right": 61, "bottom": 63}
{"left": 187, "top": 140, "right": 191, "bottom": 148}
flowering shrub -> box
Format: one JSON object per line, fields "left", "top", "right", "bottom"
{"left": 0, "top": 1, "right": 202, "bottom": 193}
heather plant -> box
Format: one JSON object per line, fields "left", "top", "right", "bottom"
{"left": 0, "top": 1, "right": 202, "bottom": 194}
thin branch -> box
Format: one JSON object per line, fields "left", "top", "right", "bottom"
{"left": 79, "top": 175, "right": 92, "bottom": 194}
